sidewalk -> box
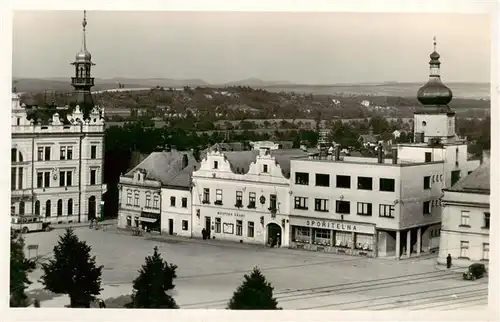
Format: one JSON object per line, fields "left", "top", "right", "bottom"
{"left": 50, "top": 219, "right": 117, "bottom": 230}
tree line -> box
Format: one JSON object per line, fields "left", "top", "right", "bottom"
{"left": 11, "top": 228, "right": 280, "bottom": 309}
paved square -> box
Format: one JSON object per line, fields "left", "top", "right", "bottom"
{"left": 23, "top": 227, "right": 488, "bottom": 310}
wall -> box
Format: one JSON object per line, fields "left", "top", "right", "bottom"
{"left": 161, "top": 187, "right": 192, "bottom": 237}
{"left": 413, "top": 113, "right": 455, "bottom": 143}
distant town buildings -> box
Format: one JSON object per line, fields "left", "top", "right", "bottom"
{"left": 11, "top": 11, "right": 106, "bottom": 228}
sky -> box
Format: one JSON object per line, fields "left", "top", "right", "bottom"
{"left": 12, "top": 11, "right": 491, "bottom": 84}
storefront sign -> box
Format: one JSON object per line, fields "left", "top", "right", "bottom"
{"left": 217, "top": 211, "right": 245, "bottom": 218}
{"left": 290, "top": 217, "right": 375, "bottom": 235}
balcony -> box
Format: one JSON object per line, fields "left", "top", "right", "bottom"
{"left": 71, "top": 77, "right": 95, "bottom": 87}
{"left": 11, "top": 190, "right": 34, "bottom": 202}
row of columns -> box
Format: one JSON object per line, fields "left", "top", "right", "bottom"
{"left": 395, "top": 227, "right": 422, "bottom": 259}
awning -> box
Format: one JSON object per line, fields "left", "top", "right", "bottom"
{"left": 139, "top": 217, "right": 158, "bottom": 223}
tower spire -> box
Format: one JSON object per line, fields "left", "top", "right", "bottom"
{"left": 433, "top": 36, "right": 437, "bottom": 52}
{"left": 82, "top": 10, "right": 87, "bottom": 52}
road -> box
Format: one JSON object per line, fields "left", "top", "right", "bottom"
{"left": 23, "top": 226, "right": 488, "bottom": 310}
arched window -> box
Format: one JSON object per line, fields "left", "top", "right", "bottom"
{"left": 68, "top": 199, "right": 73, "bottom": 216}
{"left": 34, "top": 200, "right": 40, "bottom": 216}
{"left": 57, "top": 199, "right": 63, "bottom": 216}
{"left": 45, "top": 200, "right": 51, "bottom": 217}
{"left": 19, "top": 201, "right": 25, "bottom": 216}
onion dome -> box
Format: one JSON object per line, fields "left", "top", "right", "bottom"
{"left": 417, "top": 37, "right": 453, "bottom": 106}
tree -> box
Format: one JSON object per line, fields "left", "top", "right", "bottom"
{"left": 127, "top": 246, "right": 178, "bottom": 309}
{"left": 227, "top": 267, "right": 280, "bottom": 310}
{"left": 40, "top": 228, "right": 103, "bottom": 308}
{"left": 10, "top": 230, "right": 36, "bottom": 307}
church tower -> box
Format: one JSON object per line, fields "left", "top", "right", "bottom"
{"left": 413, "top": 37, "right": 456, "bottom": 144}
{"left": 70, "top": 10, "right": 95, "bottom": 107}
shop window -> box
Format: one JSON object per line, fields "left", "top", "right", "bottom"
{"left": 334, "top": 231, "right": 353, "bottom": 248}
{"left": 313, "top": 228, "right": 331, "bottom": 246}
{"left": 379, "top": 178, "right": 395, "bottom": 192}
{"left": 355, "top": 234, "right": 373, "bottom": 251}
{"left": 336, "top": 175, "right": 351, "bottom": 188}
{"left": 293, "top": 227, "right": 310, "bottom": 243}
{"left": 335, "top": 200, "right": 350, "bottom": 214}
{"left": 295, "top": 172, "right": 309, "bottom": 185}
{"left": 315, "top": 174, "right": 330, "bottom": 187}
{"left": 357, "top": 177, "right": 373, "bottom": 190}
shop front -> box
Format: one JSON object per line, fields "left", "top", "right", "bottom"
{"left": 289, "top": 217, "right": 377, "bottom": 257}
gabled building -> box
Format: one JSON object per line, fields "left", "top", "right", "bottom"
{"left": 11, "top": 11, "right": 106, "bottom": 229}
{"left": 117, "top": 150, "right": 197, "bottom": 231}
{"left": 190, "top": 146, "right": 310, "bottom": 246}
{"left": 438, "top": 151, "right": 490, "bottom": 267}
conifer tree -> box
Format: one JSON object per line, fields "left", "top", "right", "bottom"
{"left": 40, "top": 228, "right": 103, "bottom": 308}
{"left": 10, "top": 229, "right": 36, "bottom": 307}
{"left": 127, "top": 246, "right": 178, "bottom": 308}
{"left": 227, "top": 266, "right": 280, "bottom": 310}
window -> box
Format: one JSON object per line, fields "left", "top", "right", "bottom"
{"left": 483, "top": 212, "right": 490, "bottom": 229}
{"left": 182, "top": 220, "right": 188, "bottom": 231}
{"left": 236, "top": 220, "right": 243, "bottom": 236}
{"left": 460, "top": 241, "right": 469, "bottom": 258}
{"left": 379, "top": 204, "right": 395, "bottom": 218}
{"left": 294, "top": 196, "right": 308, "bottom": 210}
{"left": 451, "top": 170, "right": 461, "bottom": 186}
{"left": 45, "top": 200, "right": 51, "bottom": 217}
{"left": 423, "top": 201, "right": 431, "bottom": 215}
{"left": 483, "top": 243, "right": 489, "bottom": 260}
{"left": 44, "top": 172, "right": 50, "bottom": 188}
{"left": 269, "top": 194, "right": 277, "bottom": 210}
{"left": 423, "top": 176, "right": 431, "bottom": 189}
{"left": 134, "top": 191, "right": 139, "bottom": 206}
{"left": 215, "top": 189, "right": 223, "bottom": 205}
{"left": 60, "top": 146, "right": 66, "bottom": 160}
{"left": 336, "top": 175, "right": 351, "bottom": 188}
{"left": 19, "top": 201, "right": 25, "bottom": 215}
{"left": 247, "top": 221, "right": 254, "bottom": 238}
{"left": 11, "top": 148, "right": 17, "bottom": 162}
{"left": 203, "top": 188, "right": 210, "bottom": 203}
{"left": 357, "top": 202, "right": 372, "bottom": 216}
{"left": 295, "top": 172, "right": 309, "bottom": 185}
{"left": 44, "top": 147, "right": 51, "bottom": 161}
{"left": 248, "top": 192, "right": 256, "bottom": 208}
{"left": 145, "top": 193, "right": 151, "bottom": 208}
{"left": 90, "top": 169, "right": 97, "bottom": 185}
{"left": 335, "top": 200, "right": 350, "bottom": 214}
{"left": 215, "top": 217, "right": 221, "bottom": 233}
{"left": 90, "top": 145, "right": 97, "bottom": 159}
{"left": 66, "top": 172, "right": 72, "bottom": 186}
{"left": 235, "top": 191, "right": 243, "bottom": 207}
{"left": 263, "top": 164, "right": 268, "bottom": 173}
{"left": 153, "top": 195, "right": 160, "bottom": 208}
{"left": 37, "top": 147, "right": 44, "bottom": 161}
{"left": 460, "top": 211, "right": 470, "bottom": 226}
{"left": 213, "top": 161, "right": 218, "bottom": 169}
{"left": 379, "top": 178, "right": 395, "bottom": 192}
{"left": 11, "top": 167, "right": 16, "bottom": 189}
{"left": 34, "top": 200, "right": 40, "bottom": 216}
{"left": 315, "top": 174, "right": 330, "bottom": 187}
{"left": 335, "top": 231, "right": 353, "bottom": 248}
{"left": 294, "top": 227, "right": 311, "bottom": 243}
{"left": 67, "top": 147, "right": 73, "bottom": 160}
{"left": 425, "top": 152, "right": 432, "bottom": 162}
{"left": 57, "top": 199, "right": 63, "bottom": 216}
{"left": 59, "top": 171, "right": 72, "bottom": 186}
{"left": 314, "top": 198, "right": 328, "bottom": 212}
{"left": 355, "top": 234, "right": 374, "bottom": 250}
{"left": 170, "top": 196, "right": 176, "bottom": 207}
{"left": 126, "top": 190, "right": 132, "bottom": 205}
{"left": 315, "top": 229, "right": 331, "bottom": 243}
{"left": 357, "top": 177, "right": 373, "bottom": 190}
{"left": 68, "top": 199, "right": 73, "bottom": 216}
{"left": 181, "top": 197, "right": 188, "bottom": 208}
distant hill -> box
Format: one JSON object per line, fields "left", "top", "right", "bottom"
{"left": 12, "top": 77, "right": 490, "bottom": 99}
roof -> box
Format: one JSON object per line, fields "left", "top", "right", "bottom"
{"left": 164, "top": 163, "right": 200, "bottom": 189}
{"left": 446, "top": 161, "right": 490, "bottom": 194}
{"left": 359, "top": 134, "right": 378, "bottom": 143}
{"left": 124, "top": 150, "right": 197, "bottom": 185}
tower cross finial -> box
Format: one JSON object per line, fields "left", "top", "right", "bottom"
{"left": 81, "top": 10, "right": 87, "bottom": 51}
{"left": 433, "top": 36, "right": 437, "bottom": 51}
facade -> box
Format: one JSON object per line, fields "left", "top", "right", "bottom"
{"left": 191, "top": 146, "right": 310, "bottom": 246}
{"left": 11, "top": 11, "right": 106, "bottom": 227}
{"left": 117, "top": 150, "right": 198, "bottom": 232}
{"left": 438, "top": 152, "right": 490, "bottom": 267}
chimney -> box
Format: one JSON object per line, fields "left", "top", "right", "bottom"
{"left": 377, "top": 145, "right": 383, "bottom": 164}
{"left": 392, "top": 147, "right": 398, "bottom": 164}
{"left": 335, "top": 146, "right": 341, "bottom": 161}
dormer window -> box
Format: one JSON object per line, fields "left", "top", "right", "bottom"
{"left": 263, "top": 164, "right": 268, "bottom": 173}
{"left": 213, "top": 161, "right": 218, "bottom": 169}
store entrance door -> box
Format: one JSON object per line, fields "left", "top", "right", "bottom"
{"left": 267, "top": 223, "right": 282, "bottom": 247}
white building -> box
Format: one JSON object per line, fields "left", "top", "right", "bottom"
{"left": 190, "top": 145, "right": 310, "bottom": 246}
{"left": 11, "top": 12, "right": 106, "bottom": 227}
{"left": 438, "top": 152, "right": 490, "bottom": 267}
{"left": 117, "top": 150, "right": 198, "bottom": 232}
